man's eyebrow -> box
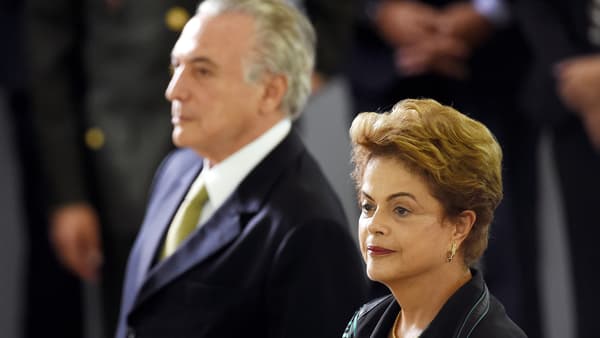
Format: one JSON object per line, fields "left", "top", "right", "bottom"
{"left": 171, "top": 56, "right": 218, "bottom": 69}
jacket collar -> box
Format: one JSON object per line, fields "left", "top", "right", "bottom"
{"left": 131, "top": 130, "right": 306, "bottom": 309}
{"left": 424, "top": 269, "right": 489, "bottom": 338}
{"left": 369, "top": 269, "right": 489, "bottom": 338}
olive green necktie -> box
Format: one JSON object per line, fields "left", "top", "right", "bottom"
{"left": 160, "top": 185, "right": 209, "bottom": 259}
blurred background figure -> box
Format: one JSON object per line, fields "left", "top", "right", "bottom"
{"left": 511, "top": 0, "right": 600, "bottom": 337}
{"left": 2, "top": 2, "right": 84, "bottom": 338}
{"left": 26, "top": 2, "right": 199, "bottom": 337}
{"left": 345, "top": 0, "right": 540, "bottom": 336}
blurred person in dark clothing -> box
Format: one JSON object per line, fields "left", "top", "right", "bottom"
{"left": 26, "top": 1, "right": 199, "bottom": 337}
{"left": 346, "top": 0, "right": 540, "bottom": 336}
{"left": 511, "top": 0, "right": 600, "bottom": 336}
{"left": 2, "top": 1, "right": 84, "bottom": 338}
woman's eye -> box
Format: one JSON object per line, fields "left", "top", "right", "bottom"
{"left": 361, "top": 202, "right": 375, "bottom": 214}
{"left": 393, "top": 206, "right": 409, "bottom": 216}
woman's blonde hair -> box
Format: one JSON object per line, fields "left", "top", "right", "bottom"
{"left": 350, "top": 98, "right": 503, "bottom": 266}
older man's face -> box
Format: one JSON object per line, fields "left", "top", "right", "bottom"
{"left": 165, "top": 12, "right": 269, "bottom": 163}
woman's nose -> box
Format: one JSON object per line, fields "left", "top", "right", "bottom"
{"left": 364, "top": 210, "right": 388, "bottom": 235}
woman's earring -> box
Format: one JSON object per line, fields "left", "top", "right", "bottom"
{"left": 447, "top": 241, "right": 457, "bottom": 263}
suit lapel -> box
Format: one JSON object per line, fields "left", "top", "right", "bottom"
{"left": 126, "top": 156, "right": 202, "bottom": 305}
{"left": 235, "top": 130, "right": 304, "bottom": 207}
{"left": 134, "top": 194, "right": 243, "bottom": 307}
{"left": 130, "top": 131, "right": 306, "bottom": 310}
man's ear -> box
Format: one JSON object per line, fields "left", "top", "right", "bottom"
{"left": 453, "top": 210, "right": 476, "bottom": 244}
{"left": 260, "top": 74, "right": 287, "bottom": 116}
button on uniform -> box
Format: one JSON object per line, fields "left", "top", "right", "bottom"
{"left": 165, "top": 6, "right": 190, "bottom": 32}
{"left": 84, "top": 127, "right": 105, "bottom": 150}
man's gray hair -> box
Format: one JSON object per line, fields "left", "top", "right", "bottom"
{"left": 197, "top": 0, "right": 316, "bottom": 119}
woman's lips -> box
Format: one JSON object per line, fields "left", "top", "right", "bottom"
{"left": 367, "top": 245, "right": 396, "bottom": 256}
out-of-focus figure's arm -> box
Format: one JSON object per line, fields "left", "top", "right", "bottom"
{"left": 26, "top": 0, "right": 102, "bottom": 282}
{"left": 556, "top": 55, "right": 600, "bottom": 150}
{"left": 372, "top": 0, "right": 439, "bottom": 48}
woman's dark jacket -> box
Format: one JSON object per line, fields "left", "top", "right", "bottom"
{"left": 342, "top": 269, "right": 527, "bottom": 337}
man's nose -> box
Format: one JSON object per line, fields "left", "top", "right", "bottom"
{"left": 165, "top": 67, "right": 188, "bottom": 102}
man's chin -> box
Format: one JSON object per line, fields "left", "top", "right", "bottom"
{"left": 171, "top": 130, "right": 187, "bottom": 148}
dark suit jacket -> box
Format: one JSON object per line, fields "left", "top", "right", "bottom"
{"left": 342, "top": 269, "right": 526, "bottom": 338}
{"left": 26, "top": 2, "right": 358, "bottom": 335}
{"left": 116, "top": 131, "right": 369, "bottom": 338}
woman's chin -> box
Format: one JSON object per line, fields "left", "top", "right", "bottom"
{"left": 366, "top": 265, "right": 392, "bottom": 284}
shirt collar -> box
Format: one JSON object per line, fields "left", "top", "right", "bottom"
{"left": 199, "top": 118, "right": 291, "bottom": 211}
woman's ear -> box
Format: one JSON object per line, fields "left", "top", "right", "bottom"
{"left": 259, "top": 74, "right": 287, "bottom": 116}
{"left": 453, "top": 210, "right": 476, "bottom": 244}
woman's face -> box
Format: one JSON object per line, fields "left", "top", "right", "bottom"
{"left": 358, "top": 156, "right": 455, "bottom": 285}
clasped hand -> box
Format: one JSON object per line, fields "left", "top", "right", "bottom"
{"left": 374, "top": 1, "right": 493, "bottom": 79}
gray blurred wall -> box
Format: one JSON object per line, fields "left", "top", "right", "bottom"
{"left": 0, "top": 90, "right": 25, "bottom": 338}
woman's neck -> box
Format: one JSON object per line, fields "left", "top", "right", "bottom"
{"left": 387, "top": 264, "right": 472, "bottom": 337}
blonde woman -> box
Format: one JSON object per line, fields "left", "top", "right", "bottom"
{"left": 343, "top": 99, "right": 526, "bottom": 338}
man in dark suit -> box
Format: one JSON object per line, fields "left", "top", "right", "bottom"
{"left": 27, "top": 0, "right": 355, "bottom": 336}
{"left": 115, "top": 1, "right": 368, "bottom": 337}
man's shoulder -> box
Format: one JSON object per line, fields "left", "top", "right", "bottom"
{"left": 268, "top": 153, "right": 345, "bottom": 218}
{"left": 252, "top": 133, "right": 339, "bottom": 210}
{"left": 250, "top": 144, "right": 348, "bottom": 233}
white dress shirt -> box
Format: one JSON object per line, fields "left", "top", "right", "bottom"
{"left": 183, "top": 118, "right": 292, "bottom": 228}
